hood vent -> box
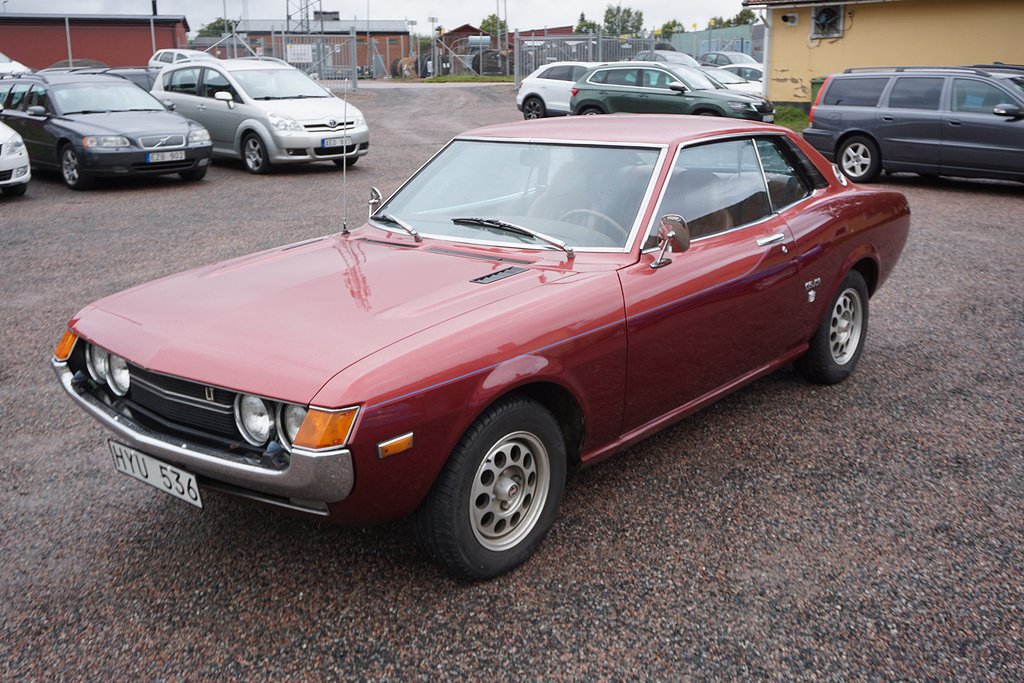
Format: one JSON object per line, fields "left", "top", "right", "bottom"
{"left": 471, "top": 266, "right": 527, "bottom": 284}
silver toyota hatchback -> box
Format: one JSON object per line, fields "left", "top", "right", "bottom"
{"left": 152, "top": 57, "right": 369, "bottom": 173}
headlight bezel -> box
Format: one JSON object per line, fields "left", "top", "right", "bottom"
{"left": 267, "top": 111, "right": 303, "bottom": 132}
{"left": 234, "top": 394, "right": 276, "bottom": 447}
{"left": 188, "top": 128, "right": 211, "bottom": 144}
{"left": 82, "top": 135, "right": 131, "bottom": 148}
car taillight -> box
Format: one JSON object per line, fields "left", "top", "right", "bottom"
{"left": 809, "top": 74, "right": 831, "bottom": 126}
{"left": 571, "top": 88, "right": 578, "bottom": 97}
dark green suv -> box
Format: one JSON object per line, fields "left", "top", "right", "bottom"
{"left": 569, "top": 62, "right": 775, "bottom": 122}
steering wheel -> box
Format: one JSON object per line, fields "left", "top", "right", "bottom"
{"left": 558, "top": 209, "right": 627, "bottom": 243}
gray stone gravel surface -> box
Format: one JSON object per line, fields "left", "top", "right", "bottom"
{"left": 1, "top": 84, "right": 1022, "bottom": 680}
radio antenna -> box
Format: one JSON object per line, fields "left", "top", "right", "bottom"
{"left": 340, "top": 75, "right": 350, "bottom": 235}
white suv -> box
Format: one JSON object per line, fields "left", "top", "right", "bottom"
{"left": 0, "top": 120, "right": 30, "bottom": 197}
{"left": 152, "top": 57, "right": 369, "bottom": 173}
{"left": 516, "top": 61, "right": 597, "bottom": 119}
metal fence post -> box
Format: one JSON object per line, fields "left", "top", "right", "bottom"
{"left": 65, "top": 16, "right": 73, "bottom": 65}
{"left": 514, "top": 29, "right": 521, "bottom": 87}
{"left": 350, "top": 27, "right": 358, "bottom": 90}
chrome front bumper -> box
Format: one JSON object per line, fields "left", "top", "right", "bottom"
{"left": 52, "top": 359, "right": 354, "bottom": 508}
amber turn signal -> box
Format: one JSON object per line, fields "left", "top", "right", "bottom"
{"left": 292, "top": 407, "right": 359, "bottom": 450}
{"left": 53, "top": 330, "right": 78, "bottom": 361}
{"left": 377, "top": 432, "right": 414, "bottom": 459}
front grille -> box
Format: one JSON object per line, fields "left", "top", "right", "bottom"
{"left": 0, "top": 169, "right": 11, "bottom": 181}
{"left": 304, "top": 120, "right": 356, "bottom": 133}
{"left": 755, "top": 102, "right": 774, "bottom": 113}
{"left": 138, "top": 134, "right": 186, "bottom": 149}
{"left": 128, "top": 365, "right": 240, "bottom": 439}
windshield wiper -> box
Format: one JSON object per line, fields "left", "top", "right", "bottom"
{"left": 451, "top": 217, "right": 574, "bottom": 259}
{"left": 65, "top": 110, "right": 109, "bottom": 114}
{"left": 370, "top": 213, "right": 422, "bottom": 242}
{"left": 252, "top": 96, "right": 289, "bottom": 100}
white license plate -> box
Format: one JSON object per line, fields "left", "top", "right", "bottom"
{"left": 109, "top": 441, "right": 203, "bottom": 508}
{"left": 762, "top": 114, "right": 775, "bottom": 123}
{"left": 146, "top": 150, "right": 186, "bottom": 163}
{"left": 321, "top": 137, "right": 349, "bottom": 148}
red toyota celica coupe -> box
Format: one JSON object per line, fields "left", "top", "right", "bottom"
{"left": 52, "top": 115, "right": 909, "bottom": 580}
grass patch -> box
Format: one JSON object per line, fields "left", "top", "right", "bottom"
{"left": 423, "top": 75, "right": 515, "bottom": 83}
{"left": 774, "top": 105, "right": 809, "bottom": 132}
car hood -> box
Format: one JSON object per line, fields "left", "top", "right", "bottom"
{"left": 59, "top": 110, "right": 196, "bottom": 135}
{"left": 71, "top": 234, "right": 570, "bottom": 403}
{"left": 249, "top": 96, "right": 363, "bottom": 122}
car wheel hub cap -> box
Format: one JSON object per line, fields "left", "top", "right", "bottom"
{"left": 843, "top": 144, "right": 870, "bottom": 176}
{"left": 829, "top": 288, "right": 863, "bottom": 365}
{"left": 469, "top": 431, "right": 549, "bottom": 551}
{"left": 63, "top": 152, "right": 78, "bottom": 182}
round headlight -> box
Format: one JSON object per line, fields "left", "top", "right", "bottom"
{"left": 86, "top": 344, "right": 110, "bottom": 383}
{"left": 107, "top": 354, "right": 131, "bottom": 396}
{"left": 278, "top": 403, "right": 308, "bottom": 448}
{"left": 235, "top": 394, "right": 274, "bottom": 446}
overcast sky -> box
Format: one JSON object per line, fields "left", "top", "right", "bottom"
{"left": 4, "top": 1, "right": 750, "bottom": 35}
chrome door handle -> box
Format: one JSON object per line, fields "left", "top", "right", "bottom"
{"left": 757, "top": 233, "right": 786, "bottom": 247}
{"left": 196, "top": 104, "right": 206, "bottom": 111}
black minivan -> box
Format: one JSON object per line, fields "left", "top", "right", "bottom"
{"left": 803, "top": 64, "right": 1024, "bottom": 183}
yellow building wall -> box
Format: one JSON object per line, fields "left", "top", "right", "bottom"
{"left": 767, "top": 0, "right": 1024, "bottom": 104}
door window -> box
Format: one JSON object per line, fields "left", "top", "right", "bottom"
{"left": 650, "top": 139, "right": 771, "bottom": 244}
{"left": 540, "top": 65, "right": 571, "bottom": 80}
{"left": 952, "top": 79, "right": 1010, "bottom": 113}
{"left": 888, "top": 77, "right": 943, "bottom": 110}
{"left": 201, "top": 68, "right": 238, "bottom": 100}
{"left": 165, "top": 67, "right": 201, "bottom": 95}
{"left": 158, "top": 51, "right": 174, "bottom": 64}
{"left": 754, "top": 138, "right": 813, "bottom": 210}
{"left": 642, "top": 69, "right": 677, "bottom": 89}
{"left": 604, "top": 69, "right": 639, "bottom": 87}
{"left": 26, "top": 85, "right": 51, "bottom": 112}
{"left": 823, "top": 77, "right": 888, "bottom": 106}
{"left": 5, "top": 83, "right": 29, "bottom": 110}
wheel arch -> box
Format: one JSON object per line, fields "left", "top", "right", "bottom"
{"left": 851, "top": 256, "right": 879, "bottom": 296}
{"left": 835, "top": 130, "right": 880, "bottom": 159}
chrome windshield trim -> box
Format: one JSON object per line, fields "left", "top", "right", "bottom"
{"left": 52, "top": 359, "right": 354, "bottom": 503}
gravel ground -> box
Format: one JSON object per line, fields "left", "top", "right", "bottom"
{"left": 1, "top": 84, "right": 1022, "bottom": 680}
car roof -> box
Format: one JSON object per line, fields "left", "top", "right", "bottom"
{"left": 0, "top": 72, "right": 133, "bottom": 86}
{"left": 217, "top": 58, "right": 294, "bottom": 71}
{"left": 459, "top": 114, "right": 782, "bottom": 147}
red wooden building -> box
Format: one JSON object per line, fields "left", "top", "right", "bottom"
{"left": 0, "top": 13, "right": 189, "bottom": 69}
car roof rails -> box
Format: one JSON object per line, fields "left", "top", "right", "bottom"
{"left": 237, "top": 56, "right": 289, "bottom": 65}
{"left": 0, "top": 71, "right": 49, "bottom": 83}
{"left": 966, "top": 63, "right": 1024, "bottom": 74}
{"left": 843, "top": 65, "right": 992, "bottom": 77}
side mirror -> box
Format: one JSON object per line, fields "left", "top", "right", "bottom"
{"left": 368, "top": 186, "right": 383, "bottom": 218}
{"left": 214, "top": 90, "right": 235, "bottom": 109}
{"left": 669, "top": 83, "right": 690, "bottom": 94}
{"left": 163, "top": 99, "right": 176, "bottom": 112}
{"left": 26, "top": 105, "right": 47, "bottom": 117}
{"left": 993, "top": 103, "right": 1022, "bottom": 118}
{"left": 651, "top": 214, "right": 690, "bottom": 269}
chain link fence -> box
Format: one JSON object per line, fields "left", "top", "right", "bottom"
{"left": 514, "top": 32, "right": 655, "bottom": 85}
{"left": 243, "top": 30, "right": 360, "bottom": 87}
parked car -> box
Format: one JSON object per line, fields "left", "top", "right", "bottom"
{"left": 37, "top": 66, "right": 163, "bottom": 91}
{"left": 148, "top": 49, "right": 218, "bottom": 69}
{"left": 0, "top": 72, "right": 212, "bottom": 190}
{"left": 51, "top": 115, "right": 909, "bottom": 579}
{"left": 0, "top": 50, "right": 30, "bottom": 75}
{"left": 803, "top": 64, "right": 1024, "bottom": 183}
{"left": 700, "top": 66, "right": 763, "bottom": 95}
{"left": 721, "top": 63, "right": 764, "bottom": 83}
{"left": 516, "top": 61, "right": 595, "bottom": 119}
{"left": 152, "top": 57, "right": 369, "bottom": 173}
{"left": 0, "top": 119, "right": 31, "bottom": 196}
{"left": 699, "top": 51, "right": 759, "bottom": 67}
{"left": 631, "top": 50, "right": 700, "bottom": 67}
{"left": 570, "top": 62, "right": 775, "bottom": 121}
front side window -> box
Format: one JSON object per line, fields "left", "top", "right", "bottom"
{"left": 201, "top": 68, "right": 238, "bottom": 100}
{"left": 377, "top": 140, "right": 661, "bottom": 250}
{"left": 952, "top": 78, "right": 1011, "bottom": 114}
{"left": 888, "top": 77, "right": 943, "bottom": 111}
{"left": 651, "top": 139, "right": 771, "bottom": 243}
{"left": 26, "top": 85, "right": 51, "bottom": 112}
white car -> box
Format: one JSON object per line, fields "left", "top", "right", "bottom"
{"left": 720, "top": 64, "right": 764, "bottom": 83}
{"left": 517, "top": 61, "right": 598, "bottom": 119}
{"left": 148, "top": 49, "right": 218, "bottom": 69}
{"left": 152, "top": 57, "right": 369, "bottom": 172}
{"left": 0, "top": 50, "right": 29, "bottom": 75}
{"left": 0, "top": 120, "right": 30, "bottom": 197}
{"left": 701, "top": 66, "right": 763, "bottom": 95}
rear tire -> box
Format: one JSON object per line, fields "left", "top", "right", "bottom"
{"left": 413, "top": 396, "right": 567, "bottom": 581}
{"left": 796, "top": 270, "right": 869, "bottom": 385}
{"left": 578, "top": 106, "right": 603, "bottom": 116}
{"left": 837, "top": 135, "right": 881, "bottom": 183}
{"left": 522, "top": 96, "right": 546, "bottom": 120}
{"left": 2, "top": 182, "right": 27, "bottom": 197}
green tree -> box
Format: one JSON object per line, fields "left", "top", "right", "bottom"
{"left": 480, "top": 13, "right": 508, "bottom": 38}
{"left": 197, "top": 18, "right": 236, "bottom": 37}
{"left": 575, "top": 12, "right": 599, "bottom": 33}
{"left": 659, "top": 19, "right": 686, "bottom": 39}
{"left": 603, "top": 4, "right": 644, "bottom": 35}
{"left": 733, "top": 8, "right": 759, "bottom": 25}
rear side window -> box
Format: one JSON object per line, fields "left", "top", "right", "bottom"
{"left": 604, "top": 69, "right": 638, "bottom": 87}
{"left": 540, "top": 65, "right": 571, "bottom": 81}
{"left": 158, "top": 51, "right": 173, "bottom": 64}
{"left": 888, "top": 77, "right": 943, "bottom": 111}
{"left": 5, "top": 82, "right": 29, "bottom": 110}
{"left": 823, "top": 77, "right": 888, "bottom": 107}
{"left": 569, "top": 66, "right": 587, "bottom": 80}
{"left": 755, "top": 138, "right": 812, "bottom": 209}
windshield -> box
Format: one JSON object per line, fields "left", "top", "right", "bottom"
{"left": 52, "top": 82, "right": 165, "bottom": 113}
{"left": 230, "top": 68, "right": 331, "bottom": 99}
{"left": 375, "top": 140, "right": 660, "bottom": 251}
{"left": 704, "top": 67, "right": 746, "bottom": 84}
{"left": 665, "top": 65, "right": 718, "bottom": 91}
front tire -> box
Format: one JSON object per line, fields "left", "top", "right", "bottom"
{"left": 414, "top": 396, "right": 567, "bottom": 581}
{"left": 179, "top": 167, "right": 207, "bottom": 181}
{"left": 242, "top": 133, "right": 271, "bottom": 174}
{"left": 522, "top": 96, "right": 546, "bottom": 120}
{"left": 332, "top": 157, "right": 358, "bottom": 168}
{"left": 61, "top": 145, "right": 94, "bottom": 190}
{"left": 837, "top": 135, "right": 881, "bottom": 183}
{"left": 796, "top": 270, "right": 869, "bottom": 384}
